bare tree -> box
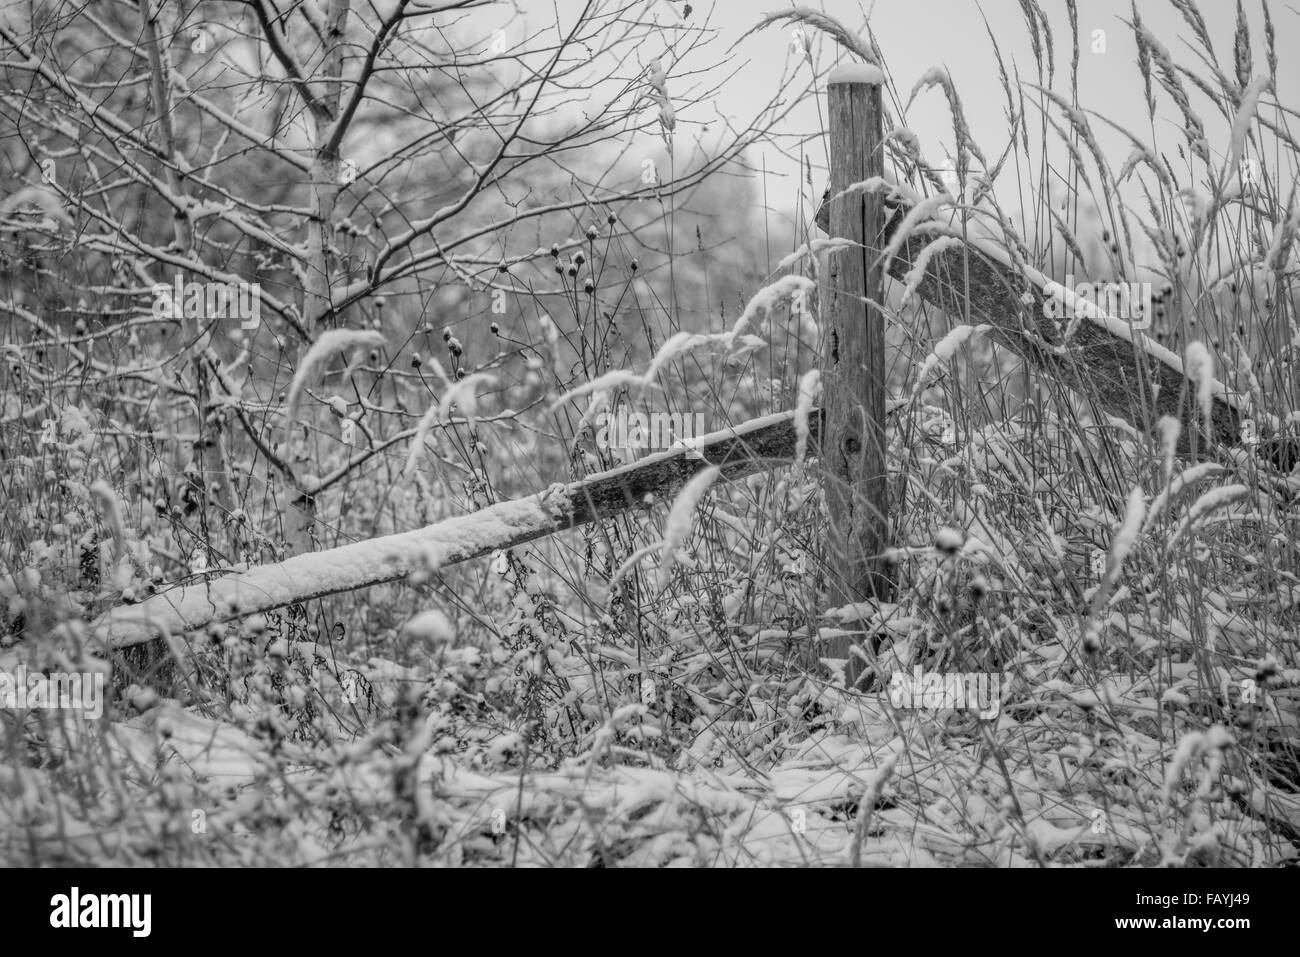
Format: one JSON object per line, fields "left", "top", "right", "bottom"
{"left": 0, "top": 0, "right": 805, "bottom": 638}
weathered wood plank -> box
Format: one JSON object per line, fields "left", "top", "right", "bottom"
{"left": 815, "top": 195, "right": 1297, "bottom": 468}
{"left": 94, "top": 409, "right": 823, "bottom": 652}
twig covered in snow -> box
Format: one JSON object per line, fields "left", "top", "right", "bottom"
{"left": 549, "top": 278, "right": 815, "bottom": 416}
{"left": 738, "top": 8, "right": 880, "bottom": 66}
{"left": 284, "top": 330, "right": 387, "bottom": 433}
{"left": 1223, "top": 77, "right": 1273, "bottom": 188}
{"left": 775, "top": 237, "right": 861, "bottom": 272}
{"left": 900, "top": 236, "right": 963, "bottom": 305}
{"left": 1185, "top": 342, "right": 1215, "bottom": 440}
{"left": 910, "top": 324, "right": 990, "bottom": 399}
{"left": 404, "top": 368, "right": 496, "bottom": 475}
{"left": 794, "top": 370, "right": 821, "bottom": 466}
{"left": 655, "top": 466, "right": 721, "bottom": 590}
{"left": 725, "top": 275, "right": 817, "bottom": 343}
{"left": 89, "top": 480, "right": 126, "bottom": 562}
{"left": 880, "top": 194, "right": 955, "bottom": 273}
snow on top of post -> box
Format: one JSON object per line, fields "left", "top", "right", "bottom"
{"left": 828, "top": 63, "right": 884, "bottom": 85}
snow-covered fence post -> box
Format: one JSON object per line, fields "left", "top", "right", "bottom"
{"left": 820, "top": 64, "right": 893, "bottom": 681}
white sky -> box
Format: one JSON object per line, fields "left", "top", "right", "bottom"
{"left": 504, "top": 0, "right": 1297, "bottom": 217}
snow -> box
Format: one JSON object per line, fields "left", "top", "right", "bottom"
{"left": 284, "top": 329, "right": 386, "bottom": 428}
{"left": 437, "top": 371, "right": 497, "bottom": 427}
{"left": 794, "top": 369, "right": 820, "bottom": 465}
{"left": 1144, "top": 463, "right": 1225, "bottom": 532}
{"left": 828, "top": 63, "right": 884, "bottom": 85}
{"left": 93, "top": 492, "right": 572, "bottom": 649}
{"left": 1103, "top": 488, "right": 1147, "bottom": 579}
{"left": 726, "top": 275, "right": 816, "bottom": 342}
{"left": 402, "top": 609, "right": 456, "bottom": 645}
{"left": 552, "top": 279, "right": 814, "bottom": 409}
{"left": 656, "top": 466, "right": 720, "bottom": 590}
{"left": 1184, "top": 341, "right": 1215, "bottom": 432}
{"left": 94, "top": 411, "right": 807, "bottom": 649}
{"left": 108, "top": 702, "right": 275, "bottom": 784}
{"left": 775, "top": 237, "right": 857, "bottom": 271}
{"left": 934, "top": 527, "right": 964, "bottom": 553}
{"left": 1180, "top": 484, "right": 1251, "bottom": 533}
{"left": 908, "top": 220, "right": 1256, "bottom": 420}
{"left": 827, "top": 175, "right": 924, "bottom": 212}
{"left": 901, "top": 236, "right": 963, "bottom": 305}
{"left": 881, "top": 194, "right": 955, "bottom": 272}
{"left": 551, "top": 370, "right": 655, "bottom": 413}
{"left": 1162, "top": 726, "right": 1235, "bottom": 806}
{"left": 1226, "top": 77, "right": 1272, "bottom": 182}
{"left": 910, "top": 324, "right": 990, "bottom": 398}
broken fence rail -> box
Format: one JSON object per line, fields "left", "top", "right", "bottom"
{"left": 94, "top": 410, "right": 822, "bottom": 651}
{"left": 816, "top": 196, "right": 1298, "bottom": 469}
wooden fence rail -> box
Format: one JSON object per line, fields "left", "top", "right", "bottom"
{"left": 95, "top": 410, "right": 821, "bottom": 652}
{"left": 94, "top": 158, "right": 1298, "bottom": 662}
{"left": 817, "top": 195, "right": 1297, "bottom": 469}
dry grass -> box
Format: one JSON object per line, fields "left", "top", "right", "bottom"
{"left": 2, "top": 1, "right": 1299, "bottom": 866}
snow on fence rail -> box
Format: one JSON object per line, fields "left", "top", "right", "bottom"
{"left": 816, "top": 197, "right": 1298, "bottom": 470}
{"left": 94, "top": 410, "right": 822, "bottom": 653}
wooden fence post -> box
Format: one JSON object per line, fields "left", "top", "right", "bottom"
{"left": 820, "top": 64, "right": 892, "bottom": 685}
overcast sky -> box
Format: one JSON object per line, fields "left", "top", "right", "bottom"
{"left": 502, "top": 0, "right": 1297, "bottom": 221}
